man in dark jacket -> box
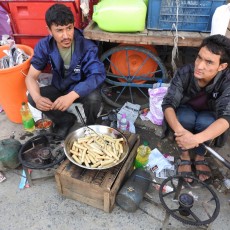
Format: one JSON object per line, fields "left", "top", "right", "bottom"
{"left": 162, "top": 34, "right": 230, "bottom": 182}
{"left": 26, "top": 4, "right": 106, "bottom": 138}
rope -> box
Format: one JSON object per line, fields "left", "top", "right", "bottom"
{"left": 171, "top": 0, "right": 185, "bottom": 73}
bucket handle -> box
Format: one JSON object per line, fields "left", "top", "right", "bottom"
{"left": 20, "top": 70, "right": 27, "bottom": 77}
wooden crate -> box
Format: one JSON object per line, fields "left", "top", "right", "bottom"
{"left": 55, "top": 133, "right": 140, "bottom": 213}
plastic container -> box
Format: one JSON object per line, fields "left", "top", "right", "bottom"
{"left": 118, "top": 113, "right": 129, "bottom": 131}
{"left": 7, "top": 1, "right": 83, "bottom": 48}
{"left": 20, "top": 102, "right": 35, "bottom": 132}
{"left": 111, "top": 44, "right": 158, "bottom": 84}
{"left": 0, "top": 44, "right": 34, "bottom": 123}
{"left": 35, "top": 118, "right": 53, "bottom": 134}
{"left": 0, "top": 138, "right": 22, "bottom": 171}
{"left": 147, "top": 0, "right": 226, "bottom": 32}
{"left": 134, "top": 141, "right": 151, "bottom": 168}
{"left": 93, "top": 0, "right": 147, "bottom": 32}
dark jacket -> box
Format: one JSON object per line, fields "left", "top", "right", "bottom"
{"left": 161, "top": 63, "right": 230, "bottom": 147}
{"left": 31, "top": 28, "right": 106, "bottom": 98}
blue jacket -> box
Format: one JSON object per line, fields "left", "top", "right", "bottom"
{"left": 31, "top": 28, "right": 106, "bottom": 98}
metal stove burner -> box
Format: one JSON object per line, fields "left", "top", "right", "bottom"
{"left": 19, "top": 133, "right": 66, "bottom": 169}
{"left": 37, "top": 147, "right": 52, "bottom": 164}
{"left": 178, "top": 193, "right": 194, "bottom": 216}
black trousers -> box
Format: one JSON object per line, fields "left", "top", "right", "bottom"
{"left": 28, "top": 85, "right": 102, "bottom": 125}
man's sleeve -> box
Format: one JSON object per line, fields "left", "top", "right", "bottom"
{"left": 162, "top": 69, "right": 185, "bottom": 111}
{"left": 30, "top": 39, "right": 50, "bottom": 71}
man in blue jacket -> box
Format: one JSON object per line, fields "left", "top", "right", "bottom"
{"left": 162, "top": 34, "right": 230, "bottom": 183}
{"left": 26, "top": 3, "right": 106, "bottom": 138}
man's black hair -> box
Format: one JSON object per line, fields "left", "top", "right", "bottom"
{"left": 45, "top": 3, "right": 74, "bottom": 28}
{"left": 200, "top": 34, "right": 230, "bottom": 66}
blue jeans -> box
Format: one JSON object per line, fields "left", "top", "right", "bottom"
{"left": 176, "top": 105, "right": 216, "bottom": 155}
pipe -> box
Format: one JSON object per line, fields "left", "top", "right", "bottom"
{"left": 202, "top": 144, "right": 230, "bottom": 169}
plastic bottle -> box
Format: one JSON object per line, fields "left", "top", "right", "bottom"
{"left": 20, "top": 102, "right": 35, "bottom": 132}
{"left": 134, "top": 141, "right": 151, "bottom": 169}
{"left": 118, "top": 113, "right": 129, "bottom": 131}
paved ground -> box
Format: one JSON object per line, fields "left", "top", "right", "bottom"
{"left": 0, "top": 106, "right": 230, "bottom": 230}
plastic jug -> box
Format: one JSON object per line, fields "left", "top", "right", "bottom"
{"left": 93, "top": 0, "right": 147, "bottom": 32}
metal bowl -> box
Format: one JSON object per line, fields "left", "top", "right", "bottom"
{"left": 64, "top": 125, "right": 129, "bottom": 170}
{"left": 35, "top": 118, "right": 53, "bottom": 134}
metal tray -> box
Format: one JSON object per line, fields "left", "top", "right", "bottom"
{"left": 64, "top": 125, "right": 129, "bottom": 170}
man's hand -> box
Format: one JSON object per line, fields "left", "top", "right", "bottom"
{"left": 51, "top": 95, "right": 72, "bottom": 111}
{"left": 35, "top": 97, "right": 53, "bottom": 111}
{"left": 51, "top": 91, "right": 79, "bottom": 111}
{"left": 175, "top": 130, "right": 200, "bottom": 150}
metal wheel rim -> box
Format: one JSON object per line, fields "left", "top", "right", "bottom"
{"left": 100, "top": 45, "right": 168, "bottom": 109}
{"left": 159, "top": 175, "right": 220, "bottom": 226}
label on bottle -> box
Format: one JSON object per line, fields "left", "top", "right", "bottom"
{"left": 22, "top": 118, "right": 35, "bottom": 131}
{"left": 134, "top": 160, "right": 146, "bottom": 169}
{"left": 119, "top": 118, "right": 129, "bottom": 131}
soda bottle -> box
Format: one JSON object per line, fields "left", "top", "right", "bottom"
{"left": 134, "top": 141, "right": 151, "bottom": 169}
{"left": 20, "top": 102, "right": 35, "bottom": 132}
{"left": 118, "top": 113, "right": 129, "bottom": 131}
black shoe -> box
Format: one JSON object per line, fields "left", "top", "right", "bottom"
{"left": 55, "top": 113, "right": 76, "bottom": 139}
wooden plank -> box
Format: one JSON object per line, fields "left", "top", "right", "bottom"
{"left": 62, "top": 187, "right": 104, "bottom": 210}
{"left": 171, "top": 31, "right": 208, "bottom": 47}
{"left": 83, "top": 21, "right": 209, "bottom": 47}
{"left": 104, "top": 192, "right": 110, "bottom": 213}
{"left": 55, "top": 160, "right": 73, "bottom": 194}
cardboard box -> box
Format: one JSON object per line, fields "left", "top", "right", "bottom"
{"left": 55, "top": 133, "right": 140, "bottom": 213}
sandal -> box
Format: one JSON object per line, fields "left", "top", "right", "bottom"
{"left": 194, "top": 160, "right": 212, "bottom": 184}
{"left": 176, "top": 158, "right": 194, "bottom": 183}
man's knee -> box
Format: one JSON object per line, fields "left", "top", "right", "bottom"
{"left": 84, "top": 89, "right": 102, "bottom": 104}
{"left": 195, "top": 112, "right": 216, "bottom": 132}
{"left": 178, "top": 116, "right": 196, "bottom": 131}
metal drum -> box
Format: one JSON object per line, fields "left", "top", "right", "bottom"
{"left": 116, "top": 168, "right": 152, "bottom": 212}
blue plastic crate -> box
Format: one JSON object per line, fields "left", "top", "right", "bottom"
{"left": 147, "top": 0, "right": 227, "bottom": 32}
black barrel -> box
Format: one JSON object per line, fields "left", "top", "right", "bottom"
{"left": 116, "top": 168, "right": 152, "bottom": 212}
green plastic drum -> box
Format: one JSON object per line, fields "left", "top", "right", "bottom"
{"left": 93, "top": 0, "right": 147, "bottom": 32}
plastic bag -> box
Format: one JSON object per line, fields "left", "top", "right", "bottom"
{"left": 146, "top": 148, "right": 174, "bottom": 175}
{"left": 80, "top": 0, "right": 89, "bottom": 17}
{"left": 211, "top": 3, "right": 230, "bottom": 35}
{"left": 147, "top": 85, "right": 168, "bottom": 125}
